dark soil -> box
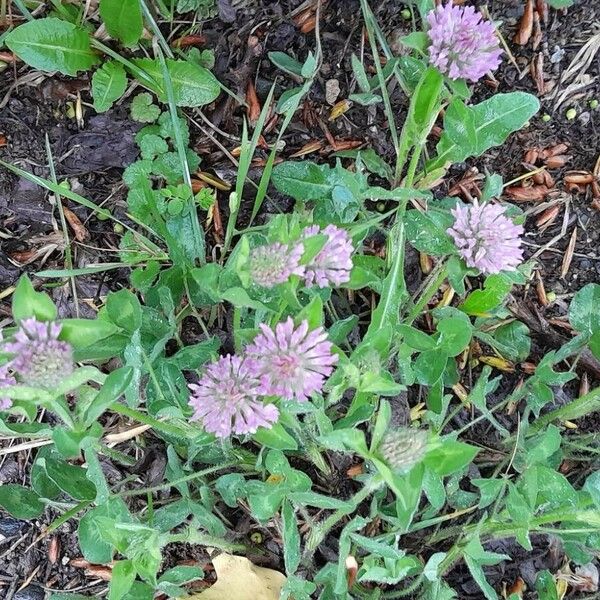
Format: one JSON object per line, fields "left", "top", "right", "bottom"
{"left": 1, "top": 0, "right": 600, "bottom": 598}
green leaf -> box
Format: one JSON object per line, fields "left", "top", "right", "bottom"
{"left": 351, "top": 53, "right": 371, "bottom": 93}
{"left": 106, "top": 289, "right": 142, "bottom": 332}
{"left": 535, "top": 570, "right": 559, "bottom": 600}
{"left": 436, "top": 317, "right": 472, "bottom": 357}
{"left": 282, "top": 500, "right": 301, "bottom": 575}
{"left": 109, "top": 560, "right": 136, "bottom": 600}
{"left": 158, "top": 565, "right": 204, "bottom": 586}
{"left": 491, "top": 321, "right": 531, "bottom": 362}
{"left": 569, "top": 283, "right": 600, "bottom": 336}
{"left": 460, "top": 274, "right": 513, "bottom": 316}
{"left": 268, "top": 51, "right": 304, "bottom": 77}
{"left": 548, "top": 0, "right": 573, "bottom": 6}
{"left": 6, "top": 18, "right": 99, "bottom": 76}
{"left": 166, "top": 337, "right": 220, "bottom": 370}
{"left": 430, "top": 92, "right": 540, "bottom": 170}
{"left": 92, "top": 61, "right": 127, "bottom": 113}
{"left": 404, "top": 210, "right": 454, "bottom": 255}
{"left": 100, "top": 0, "right": 143, "bottom": 46}
{"left": 43, "top": 457, "right": 97, "bottom": 501}
{"left": 12, "top": 275, "right": 57, "bottom": 321}
{"left": 78, "top": 497, "right": 132, "bottom": 563}
{"left": 472, "top": 478, "right": 505, "bottom": 509}
{"left": 253, "top": 422, "right": 298, "bottom": 450}
{"left": 133, "top": 58, "right": 221, "bottom": 107}
{"left": 84, "top": 366, "right": 133, "bottom": 426}
{"left": 130, "top": 92, "right": 161, "bottom": 123}
{"left": 61, "top": 318, "right": 119, "bottom": 351}
{"left": 424, "top": 440, "right": 479, "bottom": 476}
{"left": 0, "top": 484, "right": 44, "bottom": 519}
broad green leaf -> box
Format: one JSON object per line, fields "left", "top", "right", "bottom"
{"left": 535, "top": 570, "right": 559, "bottom": 600}
{"left": 569, "top": 283, "right": 600, "bottom": 336}
{"left": 429, "top": 92, "right": 540, "bottom": 170}
{"left": 78, "top": 497, "right": 132, "bottom": 563}
{"left": 133, "top": 58, "right": 220, "bottom": 107}
{"left": 548, "top": 0, "right": 573, "bottom": 6}
{"left": 109, "top": 560, "right": 136, "bottom": 600}
{"left": 60, "top": 318, "right": 119, "bottom": 350}
{"left": 100, "top": 0, "right": 143, "bottom": 46}
{"left": 404, "top": 209, "right": 454, "bottom": 255}
{"left": 436, "top": 317, "right": 472, "bottom": 357}
{"left": 253, "top": 422, "right": 298, "bottom": 450}
{"left": 460, "top": 274, "right": 513, "bottom": 316}
{"left": 268, "top": 51, "right": 304, "bottom": 77}
{"left": 6, "top": 18, "right": 99, "bottom": 76}
{"left": 584, "top": 471, "right": 600, "bottom": 509}
{"left": 12, "top": 275, "right": 57, "bottom": 321}
{"left": 424, "top": 440, "right": 479, "bottom": 476}
{"left": 92, "top": 60, "right": 127, "bottom": 113}
{"left": 491, "top": 321, "right": 531, "bottom": 362}
{"left": 43, "top": 457, "right": 97, "bottom": 501}
{"left": 0, "top": 484, "right": 44, "bottom": 519}
{"left": 106, "top": 289, "right": 142, "bottom": 332}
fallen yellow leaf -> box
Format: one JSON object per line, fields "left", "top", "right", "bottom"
{"left": 190, "top": 553, "right": 286, "bottom": 600}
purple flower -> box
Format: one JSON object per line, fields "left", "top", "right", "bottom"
{"left": 246, "top": 317, "right": 338, "bottom": 402}
{"left": 188, "top": 354, "right": 279, "bottom": 438}
{"left": 302, "top": 225, "right": 353, "bottom": 288}
{"left": 447, "top": 201, "right": 524, "bottom": 275}
{"left": 249, "top": 242, "right": 305, "bottom": 288}
{"left": 427, "top": 2, "right": 502, "bottom": 82}
{"left": 0, "top": 366, "right": 15, "bottom": 410}
{"left": 4, "top": 318, "right": 73, "bottom": 389}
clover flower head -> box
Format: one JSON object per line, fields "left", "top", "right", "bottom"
{"left": 447, "top": 200, "right": 524, "bottom": 275}
{"left": 246, "top": 317, "right": 338, "bottom": 402}
{"left": 302, "top": 224, "right": 353, "bottom": 288}
{"left": 249, "top": 242, "right": 305, "bottom": 288}
{"left": 188, "top": 354, "right": 279, "bottom": 438}
{"left": 0, "top": 365, "right": 15, "bottom": 410}
{"left": 4, "top": 318, "right": 73, "bottom": 389}
{"left": 427, "top": 2, "right": 502, "bottom": 82}
{"left": 379, "top": 429, "right": 429, "bottom": 474}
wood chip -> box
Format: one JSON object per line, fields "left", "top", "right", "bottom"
{"left": 545, "top": 154, "right": 571, "bottom": 168}
{"left": 506, "top": 185, "right": 550, "bottom": 201}
{"left": 289, "top": 140, "right": 323, "bottom": 158}
{"left": 560, "top": 227, "right": 577, "bottom": 278}
{"left": 564, "top": 171, "right": 594, "bottom": 184}
{"left": 514, "top": 0, "right": 534, "bottom": 45}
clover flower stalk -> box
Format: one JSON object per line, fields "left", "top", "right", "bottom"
{"left": 427, "top": 2, "right": 502, "bottom": 82}
{"left": 249, "top": 242, "right": 305, "bottom": 288}
{"left": 4, "top": 318, "right": 74, "bottom": 389}
{"left": 447, "top": 201, "right": 524, "bottom": 275}
{"left": 246, "top": 317, "right": 338, "bottom": 402}
{"left": 0, "top": 366, "right": 15, "bottom": 410}
{"left": 188, "top": 354, "right": 279, "bottom": 438}
{"left": 302, "top": 224, "right": 353, "bottom": 288}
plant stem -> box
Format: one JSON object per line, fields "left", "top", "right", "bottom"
{"left": 110, "top": 403, "right": 192, "bottom": 438}
{"left": 305, "top": 475, "right": 383, "bottom": 554}
{"left": 117, "top": 462, "right": 238, "bottom": 498}
{"left": 168, "top": 530, "right": 246, "bottom": 553}
{"left": 404, "top": 260, "right": 448, "bottom": 324}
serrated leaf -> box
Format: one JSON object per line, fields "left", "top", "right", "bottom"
{"left": 6, "top": 18, "right": 99, "bottom": 76}
{"left": 92, "top": 60, "right": 127, "bottom": 113}
{"left": 100, "top": 0, "right": 143, "bottom": 46}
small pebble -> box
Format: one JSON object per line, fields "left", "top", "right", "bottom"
{"left": 542, "top": 113, "right": 552, "bottom": 122}
{"left": 590, "top": 99, "right": 599, "bottom": 109}
{"left": 0, "top": 517, "right": 24, "bottom": 539}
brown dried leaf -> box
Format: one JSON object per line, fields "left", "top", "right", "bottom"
{"left": 535, "top": 270, "right": 549, "bottom": 305}
{"left": 48, "top": 537, "right": 60, "bottom": 564}
{"left": 542, "top": 143, "right": 569, "bottom": 158}
{"left": 560, "top": 227, "right": 577, "bottom": 278}
{"left": 514, "top": 0, "right": 534, "bottom": 45}
{"left": 246, "top": 81, "right": 260, "bottom": 126}
{"left": 289, "top": 140, "right": 323, "bottom": 158}
{"left": 532, "top": 11, "right": 543, "bottom": 51}
{"left": 172, "top": 34, "right": 206, "bottom": 48}
{"left": 190, "top": 554, "right": 286, "bottom": 600}
{"left": 62, "top": 204, "right": 90, "bottom": 242}
{"left": 536, "top": 204, "right": 560, "bottom": 230}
